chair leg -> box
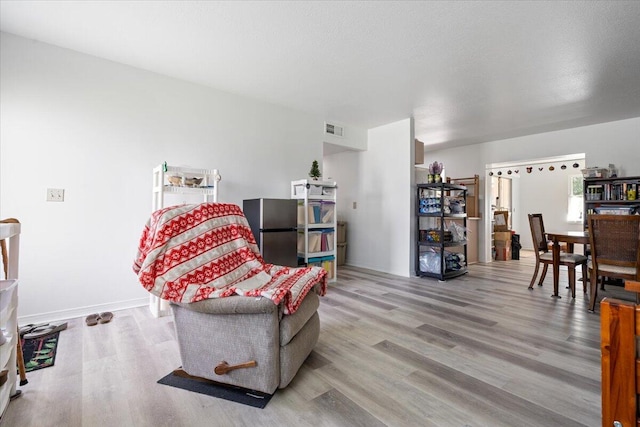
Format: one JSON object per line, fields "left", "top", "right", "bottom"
{"left": 581, "top": 264, "right": 588, "bottom": 293}
{"left": 537, "top": 264, "right": 548, "bottom": 287}
{"left": 568, "top": 267, "right": 576, "bottom": 299}
{"left": 588, "top": 270, "right": 598, "bottom": 312}
{"left": 528, "top": 262, "right": 541, "bottom": 289}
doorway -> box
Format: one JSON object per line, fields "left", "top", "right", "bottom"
{"left": 491, "top": 176, "right": 513, "bottom": 229}
{"left": 483, "top": 153, "right": 586, "bottom": 262}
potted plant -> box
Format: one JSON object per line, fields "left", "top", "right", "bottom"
{"left": 428, "top": 161, "right": 443, "bottom": 183}
{"left": 309, "top": 160, "right": 321, "bottom": 180}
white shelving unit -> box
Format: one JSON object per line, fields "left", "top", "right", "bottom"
{"left": 150, "top": 163, "right": 221, "bottom": 317}
{"left": 291, "top": 179, "right": 337, "bottom": 282}
{"left": 0, "top": 221, "right": 20, "bottom": 419}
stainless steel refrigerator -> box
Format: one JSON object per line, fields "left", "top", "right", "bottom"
{"left": 243, "top": 198, "right": 298, "bottom": 267}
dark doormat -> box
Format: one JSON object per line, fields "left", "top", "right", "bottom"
{"left": 158, "top": 369, "right": 274, "bottom": 408}
{"left": 21, "top": 331, "right": 60, "bottom": 372}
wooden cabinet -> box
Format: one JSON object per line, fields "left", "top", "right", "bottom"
{"left": 447, "top": 175, "right": 480, "bottom": 218}
{"left": 466, "top": 218, "right": 480, "bottom": 264}
{"left": 291, "top": 179, "right": 337, "bottom": 282}
{"left": 416, "top": 183, "right": 468, "bottom": 280}
{"left": 583, "top": 175, "right": 640, "bottom": 228}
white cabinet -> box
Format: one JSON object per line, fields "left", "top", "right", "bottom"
{"left": 0, "top": 221, "right": 20, "bottom": 419}
{"left": 291, "top": 179, "right": 337, "bottom": 282}
{"left": 149, "top": 163, "right": 221, "bottom": 317}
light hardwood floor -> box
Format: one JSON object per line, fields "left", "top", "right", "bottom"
{"left": 4, "top": 252, "right": 630, "bottom": 427}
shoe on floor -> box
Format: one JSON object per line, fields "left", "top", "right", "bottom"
{"left": 23, "top": 321, "right": 68, "bottom": 340}
{"left": 85, "top": 313, "right": 100, "bottom": 326}
{"left": 98, "top": 312, "right": 114, "bottom": 324}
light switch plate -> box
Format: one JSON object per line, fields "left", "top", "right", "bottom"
{"left": 47, "top": 188, "right": 64, "bottom": 202}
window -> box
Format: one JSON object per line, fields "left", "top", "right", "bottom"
{"left": 567, "top": 175, "right": 583, "bottom": 222}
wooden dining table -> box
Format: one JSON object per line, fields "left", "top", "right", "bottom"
{"left": 545, "top": 230, "right": 589, "bottom": 297}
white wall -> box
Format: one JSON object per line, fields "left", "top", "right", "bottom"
{"left": 323, "top": 126, "right": 367, "bottom": 152}
{"left": 513, "top": 159, "right": 585, "bottom": 250}
{"left": 0, "top": 32, "right": 361, "bottom": 322}
{"left": 424, "top": 117, "right": 640, "bottom": 261}
{"left": 324, "top": 118, "right": 414, "bottom": 277}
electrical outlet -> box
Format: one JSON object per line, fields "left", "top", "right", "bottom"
{"left": 353, "top": 201, "right": 357, "bottom": 209}
{"left": 47, "top": 188, "right": 65, "bottom": 202}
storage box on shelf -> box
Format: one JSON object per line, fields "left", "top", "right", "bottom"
{"left": 0, "top": 280, "right": 18, "bottom": 419}
{"left": 0, "top": 221, "right": 20, "bottom": 419}
{"left": 583, "top": 175, "right": 640, "bottom": 229}
{"left": 150, "top": 163, "right": 221, "bottom": 317}
{"left": 581, "top": 168, "right": 609, "bottom": 179}
{"left": 291, "top": 179, "right": 337, "bottom": 282}
{"left": 416, "top": 183, "right": 468, "bottom": 280}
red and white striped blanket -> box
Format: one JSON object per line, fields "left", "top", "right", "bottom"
{"left": 133, "top": 203, "right": 327, "bottom": 314}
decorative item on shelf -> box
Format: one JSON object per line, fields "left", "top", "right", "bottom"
{"left": 309, "top": 160, "right": 321, "bottom": 181}
{"left": 184, "top": 177, "right": 203, "bottom": 187}
{"left": 489, "top": 171, "right": 494, "bottom": 176}
{"left": 549, "top": 165, "right": 555, "bottom": 171}
{"left": 628, "top": 185, "right": 637, "bottom": 201}
{"left": 168, "top": 175, "right": 183, "bottom": 186}
{"left": 538, "top": 167, "right": 543, "bottom": 171}
{"left": 526, "top": 167, "right": 532, "bottom": 173}
{"left": 561, "top": 164, "right": 567, "bottom": 170}
{"left": 507, "top": 170, "right": 512, "bottom": 175}
{"left": 514, "top": 169, "right": 519, "bottom": 174}
{"left": 428, "top": 161, "right": 443, "bottom": 183}
{"left": 573, "top": 163, "right": 580, "bottom": 168}
{"left": 497, "top": 171, "right": 502, "bottom": 176}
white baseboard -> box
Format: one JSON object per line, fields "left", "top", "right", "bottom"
{"left": 17, "top": 297, "right": 149, "bottom": 325}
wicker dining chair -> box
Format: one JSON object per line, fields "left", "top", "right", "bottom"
{"left": 587, "top": 214, "right": 640, "bottom": 312}
{"left": 528, "top": 213, "right": 588, "bottom": 298}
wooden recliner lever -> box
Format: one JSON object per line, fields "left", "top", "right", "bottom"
{"left": 214, "top": 360, "right": 257, "bottom": 375}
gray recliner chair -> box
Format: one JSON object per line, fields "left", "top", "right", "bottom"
{"left": 171, "top": 285, "right": 321, "bottom": 394}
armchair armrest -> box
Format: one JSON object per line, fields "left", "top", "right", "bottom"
{"left": 171, "top": 296, "right": 277, "bottom": 315}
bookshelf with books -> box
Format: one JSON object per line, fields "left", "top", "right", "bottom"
{"left": 291, "top": 179, "right": 337, "bottom": 282}
{"left": 583, "top": 175, "right": 640, "bottom": 229}
{"left": 416, "top": 182, "right": 468, "bottom": 280}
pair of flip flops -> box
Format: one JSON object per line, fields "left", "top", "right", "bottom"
{"left": 19, "top": 321, "right": 68, "bottom": 340}
{"left": 85, "top": 312, "right": 114, "bottom": 326}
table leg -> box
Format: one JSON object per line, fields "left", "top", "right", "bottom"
{"left": 552, "top": 239, "right": 561, "bottom": 298}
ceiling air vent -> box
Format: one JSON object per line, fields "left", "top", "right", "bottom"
{"left": 325, "top": 122, "right": 344, "bottom": 137}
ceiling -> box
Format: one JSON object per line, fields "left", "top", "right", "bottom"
{"left": 2, "top": 1, "right": 640, "bottom": 150}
